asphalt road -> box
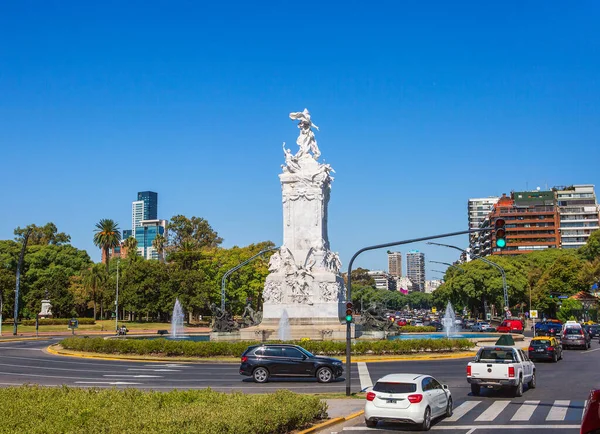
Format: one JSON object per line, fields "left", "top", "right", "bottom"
{"left": 1, "top": 337, "right": 598, "bottom": 434}
{"left": 323, "top": 339, "right": 600, "bottom": 434}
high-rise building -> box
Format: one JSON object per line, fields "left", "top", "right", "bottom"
{"left": 468, "top": 197, "right": 499, "bottom": 250}
{"left": 387, "top": 251, "right": 402, "bottom": 278}
{"left": 406, "top": 250, "right": 425, "bottom": 292}
{"left": 132, "top": 200, "right": 145, "bottom": 231}
{"left": 137, "top": 191, "right": 158, "bottom": 221}
{"left": 122, "top": 229, "right": 133, "bottom": 240}
{"left": 425, "top": 280, "right": 443, "bottom": 294}
{"left": 367, "top": 270, "right": 396, "bottom": 291}
{"left": 135, "top": 219, "right": 167, "bottom": 260}
{"left": 555, "top": 185, "right": 600, "bottom": 249}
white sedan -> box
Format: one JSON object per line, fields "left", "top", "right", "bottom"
{"left": 364, "top": 373, "right": 453, "bottom": 431}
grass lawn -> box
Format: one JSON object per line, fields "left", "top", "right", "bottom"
{"left": 1, "top": 319, "right": 208, "bottom": 334}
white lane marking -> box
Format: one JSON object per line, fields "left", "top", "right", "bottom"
{"left": 356, "top": 362, "right": 372, "bottom": 390}
{"left": 466, "top": 429, "right": 476, "bottom": 434}
{"left": 444, "top": 400, "right": 481, "bottom": 422}
{"left": 127, "top": 368, "right": 180, "bottom": 372}
{"left": 145, "top": 364, "right": 191, "bottom": 368}
{"left": 583, "top": 348, "right": 600, "bottom": 353}
{"left": 0, "top": 347, "right": 44, "bottom": 351}
{"left": 474, "top": 400, "right": 511, "bottom": 422}
{"left": 75, "top": 381, "right": 142, "bottom": 385}
{"left": 546, "top": 400, "right": 570, "bottom": 421}
{"left": 511, "top": 400, "right": 540, "bottom": 421}
{"left": 103, "top": 375, "right": 162, "bottom": 378}
{"left": 344, "top": 426, "right": 580, "bottom": 431}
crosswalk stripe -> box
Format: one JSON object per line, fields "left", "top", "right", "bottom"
{"left": 511, "top": 400, "right": 540, "bottom": 421}
{"left": 356, "top": 362, "right": 372, "bottom": 390}
{"left": 547, "top": 400, "right": 570, "bottom": 421}
{"left": 475, "top": 400, "right": 511, "bottom": 422}
{"left": 445, "top": 400, "right": 481, "bottom": 422}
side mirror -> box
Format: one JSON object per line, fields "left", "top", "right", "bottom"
{"left": 443, "top": 384, "right": 448, "bottom": 390}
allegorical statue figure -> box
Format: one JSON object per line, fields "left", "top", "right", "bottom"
{"left": 289, "top": 108, "right": 321, "bottom": 160}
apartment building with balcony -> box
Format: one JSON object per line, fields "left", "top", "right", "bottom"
{"left": 468, "top": 197, "right": 499, "bottom": 251}
{"left": 555, "top": 185, "right": 600, "bottom": 249}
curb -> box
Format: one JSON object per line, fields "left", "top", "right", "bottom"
{"left": 298, "top": 410, "right": 364, "bottom": 434}
{"left": 45, "top": 345, "right": 185, "bottom": 363}
{"left": 355, "top": 352, "right": 477, "bottom": 363}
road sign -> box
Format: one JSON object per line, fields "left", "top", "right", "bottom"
{"left": 431, "top": 307, "right": 437, "bottom": 314}
{"left": 530, "top": 310, "right": 538, "bottom": 319}
{"left": 558, "top": 295, "right": 568, "bottom": 299}
{"left": 504, "top": 306, "right": 509, "bottom": 311}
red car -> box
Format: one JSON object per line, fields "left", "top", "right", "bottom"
{"left": 396, "top": 319, "right": 407, "bottom": 326}
{"left": 496, "top": 319, "right": 524, "bottom": 334}
{"left": 581, "top": 389, "right": 600, "bottom": 434}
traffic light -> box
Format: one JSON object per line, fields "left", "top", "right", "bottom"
{"left": 345, "top": 302, "right": 353, "bottom": 322}
{"left": 495, "top": 218, "right": 507, "bottom": 249}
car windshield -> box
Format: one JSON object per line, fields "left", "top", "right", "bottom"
{"left": 373, "top": 382, "right": 417, "bottom": 394}
{"left": 478, "top": 349, "right": 515, "bottom": 362}
{"left": 531, "top": 340, "right": 551, "bottom": 347}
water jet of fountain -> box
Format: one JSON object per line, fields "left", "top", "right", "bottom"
{"left": 278, "top": 309, "right": 291, "bottom": 341}
{"left": 442, "top": 301, "right": 460, "bottom": 338}
{"left": 171, "top": 298, "right": 185, "bottom": 339}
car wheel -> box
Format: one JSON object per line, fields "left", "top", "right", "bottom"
{"left": 316, "top": 367, "right": 334, "bottom": 383}
{"left": 421, "top": 407, "right": 431, "bottom": 431}
{"left": 528, "top": 371, "right": 536, "bottom": 389}
{"left": 471, "top": 384, "right": 480, "bottom": 396}
{"left": 552, "top": 353, "right": 558, "bottom": 363}
{"left": 514, "top": 378, "right": 523, "bottom": 397}
{"left": 445, "top": 397, "right": 453, "bottom": 417}
{"left": 252, "top": 367, "right": 269, "bottom": 383}
{"left": 365, "top": 419, "right": 377, "bottom": 428}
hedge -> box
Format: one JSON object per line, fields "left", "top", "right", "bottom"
{"left": 22, "top": 318, "right": 96, "bottom": 326}
{"left": 61, "top": 337, "right": 473, "bottom": 357}
{"left": 399, "top": 326, "right": 436, "bottom": 333}
{"left": 0, "top": 386, "right": 326, "bottom": 434}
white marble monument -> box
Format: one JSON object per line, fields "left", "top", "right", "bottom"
{"left": 241, "top": 109, "right": 349, "bottom": 341}
{"left": 38, "top": 299, "right": 53, "bottom": 319}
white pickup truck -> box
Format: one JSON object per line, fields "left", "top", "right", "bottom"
{"left": 467, "top": 346, "right": 536, "bottom": 397}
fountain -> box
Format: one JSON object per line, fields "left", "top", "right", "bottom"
{"left": 171, "top": 298, "right": 185, "bottom": 339}
{"left": 278, "top": 309, "right": 291, "bottom": 341}
{"left": 442, "top": 301, "right": 460, "bottom": 338}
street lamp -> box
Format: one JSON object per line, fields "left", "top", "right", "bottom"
{"left": 427, "top": 241, "right": 509, "bottom": 318}
{"left": 0, "top": 292, "right": 3, "bottom": 337}
{"left": 429, "top": 260, "right": 465, "bottom": 273}
{"left": 115, "top": 259, "right": 120, "bottom": 332}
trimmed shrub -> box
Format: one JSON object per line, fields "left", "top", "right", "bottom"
{"left": 60, "top": 337, "right": 473, "bottom": 357}
{"left": 398, "top": 326, "right": 436, "bottom": 333}
{"left": 22, "top": 318, "right": 96, "bottom": 326}
{"left": 0, "top": 386, "right": 327, "bottom": 434}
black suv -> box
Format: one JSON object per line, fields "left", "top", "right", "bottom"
{"left": 239, "top": 344, "right": 343, "bottom": 383}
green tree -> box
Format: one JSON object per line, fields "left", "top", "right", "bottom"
{"left": 166, "top": 215, "right": 223, "bottom": 251}
{"left": 14, "top": 223, "right": 71, "bottom": 246}
{"left": 122, "top": 237, "right": 138, "bottom": 258}
{"left": 82, "top": 263, "right": 107, "bottom": 319}
{"left": 93, "top": 219, "right": 121, "bottom": 273}
{"left": 152, "top": 234, "right": 167, "bottom": 262}
{"left": 556, "top": 298, "right": 583, "bottom": 323}
{"left": 580, "top": 230, "right": 600, "bottom": 261}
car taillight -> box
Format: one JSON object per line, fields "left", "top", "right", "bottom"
{"left": 241, "top": 356, "right": 248, "bottom": 363}
{"left": 528, "top": 347, "right": 534, "bottom": 352}
{"left": 508, "top": 366, "right": 515, "bottom": 378}
{"left": 408, "top": 394, "right": 423, "bottom": 403}
{"left": 547, "top": 346, "right": 554, "bottom": 351}
{"left": 366, "top": 392, "right": 376, "bottom": 401}
{"left": 467, "top": 365, "right": 471, "bottom": 376}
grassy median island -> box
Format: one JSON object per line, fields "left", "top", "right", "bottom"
{"left": 60, "top": 336, "right": 473, "bottom": 358}
{"left": 1, "top": 386, "right": 327, "bottom": 434}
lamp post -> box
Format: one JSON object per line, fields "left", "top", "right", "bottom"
{"left": 115, "top": 259, "right": 120, "bottom": 332}
{"left": 0, "top": 292, "right": 3, "bottom": 337}
{"left": 429, "top": 260, "right": 465, "bottom": 273}
{"left": 427, "top": 242, "right": 509, "bottom": 318}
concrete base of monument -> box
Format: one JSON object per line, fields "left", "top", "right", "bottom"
{"left": 239, "top": 318, "right": 359, "bottom": 341}
{"left": 209, "top": 331, "right": 242, "bottom": 342}
{"left": 356, "top": 330, "right": 400, "bottom": 340}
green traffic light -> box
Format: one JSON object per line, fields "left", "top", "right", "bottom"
{"left": 345, "top": 315, "right": 352, "bottom": 322}
{"left": 496, "top": 238, "right": 506, "bottom": 248}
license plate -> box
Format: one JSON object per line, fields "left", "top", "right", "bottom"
{"left": 387, "top": 399, "right": 397, "bottom": 404}
{"left": 568, "top": 336, "right": 578, "bottom": 340}
{"left": 536, "top": 349, "right": 544, "bottom": 352}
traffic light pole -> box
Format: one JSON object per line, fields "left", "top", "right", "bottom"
{"left": 345, "top": 227, "right": 492, "bottom": 396}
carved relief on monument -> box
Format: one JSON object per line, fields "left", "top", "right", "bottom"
{"left": 263, "top": 280, "right": 283, "bottom": 304}
{"left": 319, "top": 282, "right": 342, "bottom": 303}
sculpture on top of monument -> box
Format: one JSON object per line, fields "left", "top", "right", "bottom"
{"left": 289, "top": 108, "right": 321, "bottom": 160}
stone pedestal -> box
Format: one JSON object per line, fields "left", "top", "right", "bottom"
{"left": 38, "top": 299, "right": 53, "bottom": 319}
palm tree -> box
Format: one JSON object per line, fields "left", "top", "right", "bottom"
{"left": 82, "top": 264, "right": 107, "bottom": 320}
{"left": 152, "top": 234, "right": 167, "bottom": 262}
{"left": 93, "top": 219, "right": 121, "bottom": 273}
{"left": 123, "top": 236, "right": 138, "bottom": 258}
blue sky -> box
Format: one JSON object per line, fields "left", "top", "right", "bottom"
{"left": 1, "top": 1, "right": 598, "bottom": 278}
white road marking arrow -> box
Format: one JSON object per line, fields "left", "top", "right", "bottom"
{"left": 127, "top": 368, "right": 180, "bottom": 372}
{"left": 103, "top": 375, "right": 162, "bottom": 378}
